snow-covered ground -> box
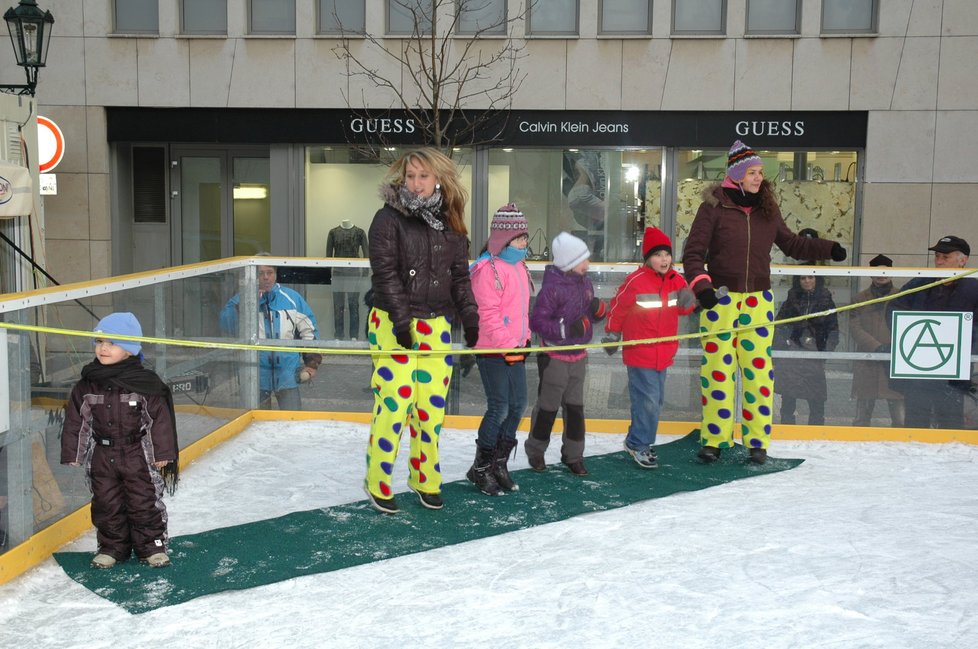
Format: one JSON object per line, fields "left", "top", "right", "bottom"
{"left": 2, "top": 420, "right": 977, "bottom": 649}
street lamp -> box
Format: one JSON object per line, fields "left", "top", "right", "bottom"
{"left": 1, "top": 0, "right": 53, "bottom": 96}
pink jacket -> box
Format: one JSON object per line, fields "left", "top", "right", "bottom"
{"left": 470, "top": 255, "right": 532, "bottom": 351}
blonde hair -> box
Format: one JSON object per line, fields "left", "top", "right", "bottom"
{"left": 385, "top": 148, "right": 468, "bottom": 235}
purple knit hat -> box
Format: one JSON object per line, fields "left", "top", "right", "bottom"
{"left": 726, "top": 140, "right": 763, "bottom": 182}
{"left": 487, "top": 203, "right": 529, "bottom": 256}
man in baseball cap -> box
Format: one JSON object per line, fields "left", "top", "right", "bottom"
{"left": 928, "top": 235, "right": 970, "bottom": 258}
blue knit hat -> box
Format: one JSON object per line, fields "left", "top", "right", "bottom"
{"left": 726, "top": 140, "right": 763, "bottom": 182}
{"left": 94, "top": 312, "right": 143, "bottom": 356}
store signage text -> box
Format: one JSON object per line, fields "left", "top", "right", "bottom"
{"left": 735, "top": 120, "right": 806, "bottom": 137}
{"left": 348, "top": 117, "right": 416, "bottom": 134}
{"left": 518, "top": 120, "right": 629, "bottom": 134}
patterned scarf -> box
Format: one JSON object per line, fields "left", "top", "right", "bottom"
{"left": 398, "top": 185, "right": 445, "bottom": 231}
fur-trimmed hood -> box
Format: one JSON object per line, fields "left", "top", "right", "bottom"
{"left": 379, "top": 184, "right": 411, "bottom": 217}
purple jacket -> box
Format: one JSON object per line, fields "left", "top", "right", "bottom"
{"left": 530, "top": 265, "right": 597, "bottom": 358}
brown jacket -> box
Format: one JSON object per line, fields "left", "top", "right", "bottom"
{"left": 368, "top": 186, "right": 479, "bottom": 335}
{"left": 850, "top": 283, "right": 903, "bottom": 400}
{"left": 683, "top": 182, "right": 836, "bottom": 293}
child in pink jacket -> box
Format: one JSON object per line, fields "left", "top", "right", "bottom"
{"left": 604, "top": 227, "right": 695, "bottom": 469}
{"left": 467, "top": 204, "right": 533, "bottom": 496}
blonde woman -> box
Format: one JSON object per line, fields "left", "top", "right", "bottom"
{"left": 363, "top": 149, "right": 480, "bottom": 514}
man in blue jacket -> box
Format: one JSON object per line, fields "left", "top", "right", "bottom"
{"left": 220, "top": 263, "right": 322, "bottom": 410}
{"left": 889, "top": 235, "right": 978, "bottom": 429}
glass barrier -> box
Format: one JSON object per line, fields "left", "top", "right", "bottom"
{"left": 2, "top": 258, "right": 976, "bottom": 555}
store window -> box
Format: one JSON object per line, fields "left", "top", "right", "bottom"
{"left": 114, "top": 0, "right": 158, "bottom": 34}
{"left": 457, "top": 0, "right": 507, "bottom": 35}
{"left": 674, "top": 147, "right": 857, "bottom": 264}
{"left": 672, "top": 0, "right": 726, "bottom": 35}
{"left": 486, "top": 148, "right": 663, "bottom": 263}
{"left": 527, "top": 0, "right": 578, "bottom": 36}
{"left": 304, "top": 146, "right": 473, "bottom": 339}
{"left": 182, "top": 0, "right": 227, "bottom": 35}
{"left": 250, "top": 0, "right": 296, "bottom": 34}
{"left": 599, "top": 0, "right": 652, "bottom": 35}
{"left": 388, "top": 0, "right": 434, "bottom": 34}
{"left": 319, "top": 0, "right": 365, "bottom": 33}
{"left": 821, "top": 0, "right": 877, "bottom": 34}
{"left": 746, "top": 0, "right": 800, "bottom": 35}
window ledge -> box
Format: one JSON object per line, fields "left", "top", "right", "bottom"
{"left": 525, "top": 34, "right": 581, "bottom": 39}
{"left": 669, "top": 33, "right": 727, "bottom": 39}
{"left": 174, "top": 34, "right": 229, "bottom": 39}
{"left": 243, "top": 34, "right": 298, "bottom": 39}
{"left": 596, "top": 34, "right": 653, "bottom": 39}
{"left": 819, "top": 32, "right": 879, "bottom": 38}
{"left": 744, "top": 33, "right": 802, "bottom": 39}
{"left": 108, "top": 33, "right": 160, "bottom": 38}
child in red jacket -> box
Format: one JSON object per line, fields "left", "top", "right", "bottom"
{"left": 604, "top": 227, "right": 695, "bottom": 468}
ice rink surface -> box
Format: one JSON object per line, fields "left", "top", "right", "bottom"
{"left": 2, "top": 420, "right": 977, "bottom": 649}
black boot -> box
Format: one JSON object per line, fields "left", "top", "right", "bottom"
{"left": 493, "top": 437, "right": 519, "bottom": 492}
{"left": 526, "top": 409, "right": 558, "bottom": 471}
{"left": 466, "top": 445, "right": 502, "bottom": 496}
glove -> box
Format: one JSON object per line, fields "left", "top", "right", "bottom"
{"left": 696, "top": 288, "right": 719, "bottom": 310}
{"left": 677, "top": 288, "right": 696, "bottom": 309}
{"left": 589, "top": 298, "right": 608, "bottom": 321}
{"left": 602, "top": 332, "right": 622, "bottom": 356}
{"left": 831, "top": 242, "right": 847, "bottom": 262}
{"left": 464, "top": 326, "right": 480, "bottom": 348}
{"left": 570, "top": 316, "right": 591, "bottom": 338}
{"left": 395, "top": 328, "right": 414, "bottom": 350}
{"left": 459, "top": 353, "right": 476, "bottom": 377}
{"left": 503, "top": 340, "right": 532, "bottom": 365}
{"left": 875, "top": 343, "right": 891, "bottom": 353}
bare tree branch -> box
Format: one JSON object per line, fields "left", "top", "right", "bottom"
{"left": 333, "top": 0, "right": 529, "bottom": 155}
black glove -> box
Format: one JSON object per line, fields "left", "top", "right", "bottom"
{"left": 570, "top": 316, "right": 591, "bottom": 338}
{"left": 459, "top": 353, "right": 476, "bottom": 377}
{"left": 696, "top": 288, "right": 719, "bottom": 310}
{"left": 875, "top": 343, "right": 891, "bottom": 353}
{"left": 589, "top": 298, "right": 608, "bottom": 321}
{"left": 395, "top": 328, "right": 413, "bottom": 350}
{"left": 464, "top": 326, "right": 480, "bottom": 348}
{"left": 601, "top": 332, "right": 622, "bottom": 356}
{"left": 831, "top": 242, "right": 847, "bottom": 262}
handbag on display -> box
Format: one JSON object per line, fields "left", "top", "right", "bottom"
{"left": 526, "top": 228, "right": 549, "bottom": 261}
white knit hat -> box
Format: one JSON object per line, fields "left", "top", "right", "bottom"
{"left": 551, "top": 232, "right": 590, "bottom": 271}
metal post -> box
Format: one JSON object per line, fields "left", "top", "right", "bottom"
{"left": 238, "top": 264, "right": 260, "bottom": 410}
{"left": 4, "top": 311, "right": 34, "bottom": 546}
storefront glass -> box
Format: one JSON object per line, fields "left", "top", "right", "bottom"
{"left": 674, "top": 147, "right": 858, "bottom": 263}
{"left": 486, "top": 148, "right": 664, "bottom": 263}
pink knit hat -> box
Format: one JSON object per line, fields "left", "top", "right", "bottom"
{"left": 487, "top": 203, "right": 529, "bottom": 256}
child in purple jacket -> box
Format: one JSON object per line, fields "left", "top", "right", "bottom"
{"left": 525, "top": 232, "right": 607, "bottom": 475}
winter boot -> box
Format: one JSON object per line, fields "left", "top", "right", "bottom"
{"left": 143, "top": 552, "right": 171, "bottom": 568}
{"left": 749, "top": 447, "right": 768, "bottom": 465}
{"left": 364, "top": 485, "right": 399, "bottom": 514}
{"left": 466, "top": 445, "right": 502, "bottom": 496}
{"left": 697, "top": 445, "right": 721, "bottom": 463}
{"left": 90, "top": 553, "right": 117, "bottom": 569}
{"left": 410, "top": 486, "right": 444, "bottom": 510}
{"left": 493, "top": 437, "right": 520, "bottom": 492}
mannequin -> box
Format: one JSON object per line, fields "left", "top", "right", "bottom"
{"left": 326, "top": 220, "right": 369, "bottom": 340}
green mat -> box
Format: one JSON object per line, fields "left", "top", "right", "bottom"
{"left": 54, "top": 431, "right": 802, "bottom": 614}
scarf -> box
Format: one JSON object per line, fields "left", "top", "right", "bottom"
{"left": 722, "top": 185, "right": 762, "bottom": 208}
{"left": 499, "top": 246, "right": 529, "bottom": 264}
{"left": 398, "top": 185, "right": 445, "bottom": 231}
{"left": 81, "top": 356, "right": 180, "bottom": 495}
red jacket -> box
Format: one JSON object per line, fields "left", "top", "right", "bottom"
{"left": 605, "top": 266, "right": 694, "bottom": 370}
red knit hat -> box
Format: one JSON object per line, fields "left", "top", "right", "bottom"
{"left": 642, "top": 226, "right": 672, "bottom": 260}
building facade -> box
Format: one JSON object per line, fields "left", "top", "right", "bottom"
{"left": 3, "top": 0, "right": 977, "bottom": 291}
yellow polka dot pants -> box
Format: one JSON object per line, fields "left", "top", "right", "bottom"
{"left": 364, "top": 307, "right": 454, "bottom": 499}
{"left": 698, "top": 290, "right": 775, "bottom": 450}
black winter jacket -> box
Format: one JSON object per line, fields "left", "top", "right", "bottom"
{"left": 368, "top": 185, "right": 479, "bottom": 335}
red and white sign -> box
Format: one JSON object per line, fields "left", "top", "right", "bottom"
{"left": 37, "top": 115, "right": 65, "bottom": 173}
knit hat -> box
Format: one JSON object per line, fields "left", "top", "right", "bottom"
{"left": 726, "top": 140, "right": 763, "bottom": 183}
{"left": 551, "top": 232, "right": 590, "bottom": 271}
{"left": 487, "top": 203, "right": 529, "bottom": 256}
{"left": 869, "top": 254, "right": 893, "bottom": 267}
{"left": 93, "top": 312, "right": 143, "bottom": 356}
{"left": 642, "top": 226, "right": 672, "bottom": 260}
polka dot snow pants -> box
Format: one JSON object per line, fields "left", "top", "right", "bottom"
{"left": 364, "top": 307, "right": 453, "bottom": 499}
{"left": 698, "top": 290, "right": 775, "bottom": 451}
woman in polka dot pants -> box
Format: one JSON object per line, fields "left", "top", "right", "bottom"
{"left": 363, "top": 148, "right": 480, "bottom": 514}
{"left": 682, "top": 140, "right": 845, "bottom": 465}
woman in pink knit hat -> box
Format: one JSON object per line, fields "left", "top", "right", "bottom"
{"left": 467, "top": 204, "right": 533, "bottom": 496}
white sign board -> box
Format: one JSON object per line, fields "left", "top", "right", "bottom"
{"left": 890, "top": 311, "right": 973, "bottom": 381}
